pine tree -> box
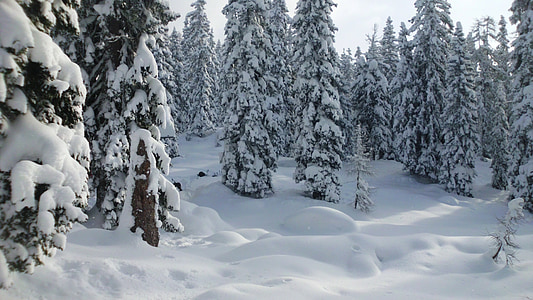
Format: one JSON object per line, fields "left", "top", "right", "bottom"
{"left": 391, "top": 22, "right": 417, "bottom": 165}
{"left": 380, "top": 17, "right": 398, "bottom": 84}
{"left": 182, "top": 0, "right": 217, "bottom": 139}
{"left": 439, "top": 22, "right": 479, "bottom": 197}
{"left": 472, "top": 16, "right": 499, "bottom": 159}
{"left": 353, "top": 28, "right": 392, "bottom": 160}
{"left": 508, "top": 0, "right": 533, "bottom": 211}
{"left": 407, "top": 0, "right": 453, "bottom": 181}
{"left": 168, "top": 29, "right": 187, "bottom": 134}
{"left": 77, "top": 0, "right": 183, "bottom": 242}
{"left": 266, "top": 0, "right": 293, "bottom": 157}
{"left": 153, "top": 26, "right": 179, "bottom": 158}
{"left": 490, "top": 83, "right": 510, "bottom": 190}
{"left": 0, "top": 0, "right": 89, "bottom": 286}
{"left": 347, "top": 125, "right": 374, "bottom": 213}
{"left": 220, "top": 0, "right": 278, "bottom": 198}
{"left": 339, "top": 49, "right": 357, "bottom": 158}
{"left": 292, "top": 0, "right": 344, "bottom": 202}
{"left": 213, "top": 39, "right": 225, "bottom": 127}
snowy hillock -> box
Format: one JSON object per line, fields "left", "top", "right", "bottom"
{"left": 1, "top": 133, "right": 532, "bottom": 299}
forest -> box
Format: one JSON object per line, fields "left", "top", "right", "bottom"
{"left": 0, "top": 0, "right": 532, "bottom": 298}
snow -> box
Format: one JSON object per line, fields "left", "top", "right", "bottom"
{"left": 2, "top": 132, "right": 533, "bottom": 299}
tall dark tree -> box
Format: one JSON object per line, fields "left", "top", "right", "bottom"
{"left": 220, "top": 0, "right": 278, "bottom": 198}
{"left": 292, "top": 0, "right": 344, "bottom": 202}
{"left": 0, "top": 0, "right": 89, "bottom": 285}
{"left": 339, "top": 49, "right": 357, "bottom": 158}
{"left": 508, "top": 0, "right": 533, "bottom": 211}
{"left": 380, "top": 17, "right": 398, "bottom": 83}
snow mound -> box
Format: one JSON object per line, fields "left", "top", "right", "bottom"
{"left": 177, "top": 201, "right": 231, "bottom": 236}
{"left": 282, "top": 206, "right": 358, "bottom": 235}
{"left": 205, "top": 231, "right": 249, "bottom": 245}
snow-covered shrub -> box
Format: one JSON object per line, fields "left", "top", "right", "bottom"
{"left": 490, "top": 198, "right": 525, "bottom": 266}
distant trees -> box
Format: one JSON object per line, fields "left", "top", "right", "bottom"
{"left": 347, "top": 125, "right": 374, "bottom": 212}
{"left": 292, "top": 0, "right": 344, "bottom": 202}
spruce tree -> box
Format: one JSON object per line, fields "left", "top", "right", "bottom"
{"left": 439, "top": 22, "right": 479, "bottom": 197}
{"left": 182, "top": 0, "right": 217, "bottom": 139}
{"left": 508, "top": 0, "right": 533, "bottom": 211}
{"left": 153, "top": 26, "right": 179, "bottom": 158}
{"left": 391, "top": 22, "right": 417, "bottom": 165}
{"left": 339, "top": 49, "right": 357, "bottom": 158}
{"left": 292, "top": 0, "right": 344, "bottom": 202}
{"left": 266, "top": 0, "right": 293, "bottom": 157}
{"left": 353, "top": 28, "right": 392, "bottom": 160}
{"left": 380, "top": 17, "right": 398, "bottom": 84}
{"left": 407, "top": 0, "right": 453, "bottom": 181}
{"left": 168, "top": 29, "right": 187, "bottom": 134}
{"left": 220, "top": 0, "right": 277, "bottom": 198}
{"left": 0, "top": 0, "right": 89, "bottom": 285}
{"left": 77, "top": 0, "right": 183, "bottom": 242}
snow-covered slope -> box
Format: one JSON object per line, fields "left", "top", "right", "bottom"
{"left": 2, "top": 133, "right": 532, "bottom": 299}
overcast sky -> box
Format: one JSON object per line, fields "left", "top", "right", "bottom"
{"left": 169, "top": 0, "right": 514, "bottom": 52}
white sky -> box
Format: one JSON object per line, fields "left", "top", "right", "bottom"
{"left": 169, "top": 0, "right": 514, "bottom": 52}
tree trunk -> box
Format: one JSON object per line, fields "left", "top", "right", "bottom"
{"left": 130, "top": 139, "right": 159, "bottom": 247}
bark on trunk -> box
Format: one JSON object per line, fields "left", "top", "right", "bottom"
{"left": 130, "top": 139, "right": 159, "bottom": 247}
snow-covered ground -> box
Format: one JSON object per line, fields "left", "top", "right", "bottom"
{"left": 2, "top": 133, "right": 532, "bottom": 299}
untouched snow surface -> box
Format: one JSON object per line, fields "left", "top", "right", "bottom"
{"left": 1, "top": 133, "right": 533, "bottom": 299}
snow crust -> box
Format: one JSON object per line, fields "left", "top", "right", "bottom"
{"left": 2, "top": 133, "right": 533, "bottom": 299}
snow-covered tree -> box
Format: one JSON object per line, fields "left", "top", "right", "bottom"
{"left": 490, "top": 83, "right": 510, "bottom": 190}
{"left": 439, "top": 22, "right": 479, "bottom": 197}
{"left": 339, "top": 49, "right": 357, "bottom": 158}
{"left": 380, "top": 17, "right": 398, "bottom": 83}
{"left": 407, "top": 0, "right": 453, "bottom": 180}
{"left": 153, "top": 26, "right": 179, "bottom": 158}
{"left": 292, "top": 0, "right": 344, "bottom": 202}
{"left": 508, "top": 0, "right": 533, "bottom": 211}
{"left": 347, "top": 125, "right": 374, "bottom": 212}
{"left": 0, "top": 0, "right": 89, "bottom": 286}
{"left": 352, "top": 28, "right": 392, "bottom": 160}
{"left": 391, "top": 22, "right": 417, "bottom": 164}
{"left": 266, "top": 0, "right": 293, "bottom": 156}
{"left": 168, "top": 29, "right": 187, "bottom": 134}
{"left": 220, "top": 0, "right": 277, "bottom": 198}
{"left": 182, "top": 0, "right": 217, "bottom": 139}
{"left": 490, "top": 198, "right": 525, "bottom": 266}
{"left": 472, "top": 16, "right": 499, "bottom": 159}
{"left": 77, "top": 0, "right": 183, "bottom": 242}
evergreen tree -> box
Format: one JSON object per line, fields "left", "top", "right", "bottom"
{"left": 292, "top": 0, "right": 344, "bottom": 202}
{"left": 439, "top": 22, "right": 479, "bottom": 197}
{"left": 182, "top": 0, "right": 217, "bottom": 138}
{"left": 267, "top": 0, "right": 293, "bottom": 156}
{"left": 153, "top": 26, "right": 179, "bottom": 158}
{"left": 339, "top": 49, "right": 357, "bottom": 158}
{"left": 380, "top": 17, "right": 398, "bottom": 83}
{"left": 490, "top": 198, "right": 525, "bottom": 266}
{"left": 472, "top": 16, "right": 498, "bottom": 158}
{"left": 77, "top": 0, "right": 183, "bottom": 242}
{"left": 347, "top": 125, "right": 374, "bottom": 213}
{"left": 220, "top": 0, "right": 277, "bottom": 198}
{"left": 0, "top": 0, "right": 89, "bottom": 285}
{"left": 490, "top": 83, "right": 510, "bottom": 190}
{"left": 391, "top": 22, "right": 417, "bottom": 164}
{"left": 407, "top": 0, "right": 453, "bottom": 180}
{"left": 213, "top": 39, "right": 225, "bottom": 127}
{"left": 168, "top": 29, "right": 187, "bottom": 134}
{"left": 508, "top": 0, "right": 533, "bottom": 211}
